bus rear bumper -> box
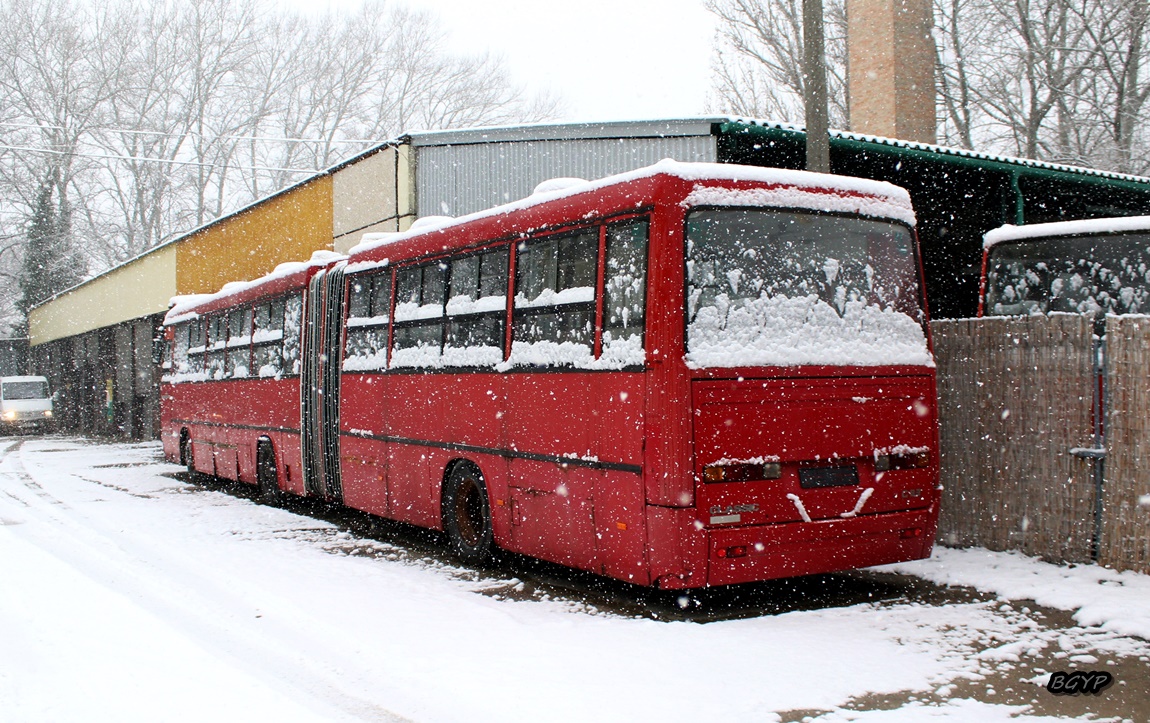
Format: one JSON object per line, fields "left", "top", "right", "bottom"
{"left": 702, "top": 508, "right": 936, "bottom": 587}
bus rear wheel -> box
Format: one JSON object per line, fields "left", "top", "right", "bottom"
{"left": 443, "top": 464, "right": 493, "bottom": 563}
{"left": 257, "top": 441, "right": 282, "bottom": 506}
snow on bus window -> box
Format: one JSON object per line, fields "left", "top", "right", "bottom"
{"left": 508, "top": 229, "right": 597, "bottom": 367}
{"left": 173, "top": 323, "right": 192, "bottom": 373}
{"left": 984, "top": 233, "right": 1150, "bottom": 324}
{"left": 163, "top": 321, "right": 207, "bottom": 383}
{"left": 205, "top": 315, "right": 227, "bottom": 379}
{"left": 685, "top": 208, "right": 931, "bottom": 368}
{"left": 601, "top": 220, "right": 648, "bottom": 367}
{"left": 254, "top": 298, "right": 286, "bottom": 377}
{"left": 343, "top": 273, "right": 392, "bottom": 372}
{"left": 391, "top": 263, "right": 447, "bottom": 368}
{"left": 281, "top": 293, "right": 303, "bottom": 375}
{"left": 442, "top": 248, "right": 508, "bottom": 367}
{"left": 225, "top": 307, "right": 253, "bottom": 378}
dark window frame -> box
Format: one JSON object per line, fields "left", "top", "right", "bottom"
{"left": 251, "top": 295, "right": 289, "bottom": 378}
{"left": 344, "top": 270, "right": 394, "bottom": 372}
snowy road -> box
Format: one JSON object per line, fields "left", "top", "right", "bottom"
{"left": 1, "top": 438, "right": 1147, "bottom": 722}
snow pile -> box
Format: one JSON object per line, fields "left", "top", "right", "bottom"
{"left": 984, "top": 217, "right": 1150, "bottom": 249}
{"left": 880, "top": 546, "right": 1150, "bottom": 641}
{"left": 350, "top": 159, "right": 914, "bottom": 258}
{"left": 165, "top": 250, "right": 343, "bottom": 325}
{"left": 687, "top": 294, "right": 933, "bottom": 368}
{"left": 685, "top": 185, "right": 916, "bottom": 227}
{"left": 532, "top": 177, "right": 587, "bottom": 195}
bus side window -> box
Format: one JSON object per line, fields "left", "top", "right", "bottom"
{"left": 512, "top": 229, "right": 597, "bottom": 365}
{"left": 443, "top": 247, "right": 508, "bottom": 367}
{"left": 391, "top": 263, "right": 446, "bottom": 367}
{"left": 225, "top": 307, "right": 253, "bottom": 378}
{"left": 187, "top": 319, "right": 206, "bottom": 375}
{"left": 253, "top": 298, "right": 286, "bottom": 377}
{"left": 206, "top": 315, "right": 226, "bottom": 380}
{"left": 282, "top": 293, "right": 303, "bottom": 375}
{"left": 172, "top": 322, "right": 191, "bottom": 375}
{"left": 344, "top": 273, "right": 391, "bottom": 371}
{"left": 602, "top": 219, "right": 649, "bottom": 363}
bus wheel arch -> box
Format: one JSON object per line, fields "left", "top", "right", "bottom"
{"left": 441, "top": 460, "right": 494, "bottom": 563}
{"left": 256, "top": 437, "right": 282, "bottom": 505}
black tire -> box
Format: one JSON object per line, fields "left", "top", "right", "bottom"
{"left": 442, "top": 464, "right": 494, "bottom": 563}
{"left": 180, "top": 433, "right": 196, "bottom": 478}
{"left": 257, "top": 441, "right": 282, "bottom": 506}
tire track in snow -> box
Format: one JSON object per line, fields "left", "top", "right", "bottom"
{"left": 0, "top": 439, "right": 34, "bottom": 511}
{"left": 4, "top": 439, "right": 411, "bottom": 722}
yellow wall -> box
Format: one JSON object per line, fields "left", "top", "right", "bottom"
{"left": 176, "top": 175, "right": 334, "bottom": 295}
{"left": 29, "top": 245, "right": 178, "bottom": 345}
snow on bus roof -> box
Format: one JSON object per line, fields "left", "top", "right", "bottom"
{"left": 347, "top": 160, "right": 916, "bottom": 265}
{"left": 984, "top": 216, "right": 1150, "bottom": 249}
{"left": 165, "top": 250, "right": 344, "bottom": 325}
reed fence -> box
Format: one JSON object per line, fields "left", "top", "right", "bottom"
{"left": 931, "top": 315, "right": 1099, "bottom": 564}
{"left": 1099, "top": 316, "right": 1150, "bottom": 573}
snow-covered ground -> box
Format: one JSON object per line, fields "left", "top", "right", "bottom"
{"left": 1, "top": 437, "right": 1147, "bottom": 722}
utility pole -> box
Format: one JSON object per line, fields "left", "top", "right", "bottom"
{"left": 803, "top": 0, "right": 831, "bottom": 173}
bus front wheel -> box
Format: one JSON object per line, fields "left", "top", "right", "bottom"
{"left": 443, "top": 464, "right": 493, "bottom": 563}
{"left": 180, "top": 432, "right": 195, "bottom": 477}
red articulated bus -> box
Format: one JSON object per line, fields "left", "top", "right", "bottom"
{"left": 161, "top": 160, "right": 940, "bottom": 589}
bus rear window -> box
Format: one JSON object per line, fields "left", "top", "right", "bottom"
{"left": 685, "top": 208, "right": 930, "bottom": 368}
{"left": 985, "top": 233, "right": 1150, "bottom": 318}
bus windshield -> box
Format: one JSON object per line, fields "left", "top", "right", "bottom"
{"left": 984, "top": 233, "right": 1150, "bottom": 317}
{"left": 685, "top": 208, "right": 928, "bottom": 368}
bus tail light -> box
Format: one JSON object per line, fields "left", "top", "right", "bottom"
{"left": 899, "top": 527, "right": 924, "bottom": 539}
{"left": 875, "top": 449, "right": 931, "bottom": 472}
{"left": 703, "top": 461, "right": 781, "bottom": 483}
{"left": 716, "top": 545, "right": 748, "bottom": 559}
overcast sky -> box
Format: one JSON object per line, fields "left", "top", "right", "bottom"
{"left": 283, "top": 0, "right": 718, "bottom": 124}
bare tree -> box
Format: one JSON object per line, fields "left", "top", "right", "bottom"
{"left": 710, "top": 0, "right": 1150, "bottom": 175}
{"left": 705, "top": 0, "right": 850, "bottom": 127}
{"left": 0, "top": 0, "right": 109, "bottom": 309}
{"left": 976, "top": 0, "right": 1100, "bottom": 161}
{"left": 0, "top": 0, "right": 557, "bottom": 328}
{"left": 1072, "top": 0, "right": 1150, "bottom": 173}
{"left": 933, "top": 0, "right": 995, "bottom": 149}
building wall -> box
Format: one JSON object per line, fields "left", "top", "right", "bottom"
{"left": 29, "top": 244, "right": 177, "bottom": 346}
{"left": 332, "top": 144, "right": 416, "bottom": 254}
{"left": 30, "top": 165, "right": 335, "bottom": 439}
{"left": 414, "top": 135, "right": 717, "bottom": 218}
{"left": 176, "top": 175, "right": 333, "bottom": 295}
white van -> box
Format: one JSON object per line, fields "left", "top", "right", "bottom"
{"left": 0, "top": 376, "right": 54, "bottom": 432}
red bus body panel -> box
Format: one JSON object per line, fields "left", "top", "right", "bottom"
{"left": 162, "top": 165, "right": 940, "bottom": 589}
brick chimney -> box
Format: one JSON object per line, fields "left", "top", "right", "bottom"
{"left": 847, "top": 0, "right": 936, "bottom": 143}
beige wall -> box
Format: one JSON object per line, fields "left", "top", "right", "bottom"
{"left": 847, "top": 0, "right": 935, "bottom": 144}
{"left": 29, "top": 244, "right": 177, "bottom": 346}
{"left": 333, "top": 144, "right": 413, "bottom": 254}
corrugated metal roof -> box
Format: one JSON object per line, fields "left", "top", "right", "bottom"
{"left": 722, "top": 118, "right": 1150, "bottom": 187}
{"left": 415, "top": 134, "right": 718, "bottom": 217}
{"left": 405, "top": 118, "right": 725, "bottom": 147}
